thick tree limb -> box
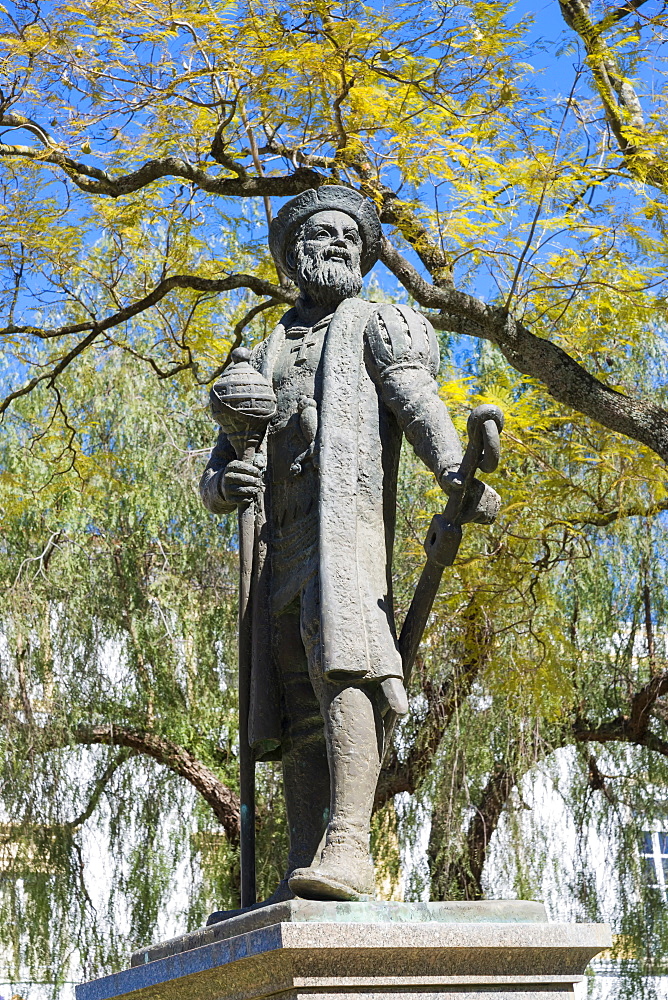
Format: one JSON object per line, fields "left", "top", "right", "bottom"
{"left": 440, "top": 767, "right": 516, "bottom": 901}
{"left": 379, "top": 194, "right": 453, "bottom": 286}
{"left": 70, "top": 725, "right": 241, "bottom": 841}
{"left": 559, "top": 0, "right": 667, "bottom": 189}
{"left": 12, "top": 708, "right": 242, "bottom": 838}
{"left": 380, "top": 238, "right": 668, "bottom": 464}
{"left": 0, "top": 129, "right": 324, "bottom": 199}
{"left": 573, "top": 669, "right": 668, "bottom": 752}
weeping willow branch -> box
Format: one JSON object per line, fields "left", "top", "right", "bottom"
{"left": 65, "top": 751, "right": 131, "bottom": 831}
{"left": 20, "top": 722, "right": 241, "bottom": 841}
{"left": 375, "top": 602, "right": 491, "bottom": 808}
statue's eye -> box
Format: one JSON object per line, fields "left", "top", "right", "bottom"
{"left": 315, "top": 229, "right": 331, "bottom": 239}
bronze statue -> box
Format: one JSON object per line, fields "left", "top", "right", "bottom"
{"left": 200, "top": 186, "right": 501, "bottom": 913}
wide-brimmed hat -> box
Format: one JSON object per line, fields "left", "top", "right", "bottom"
{"left": 268, "top": 185, "right": 382, "bottom": 278}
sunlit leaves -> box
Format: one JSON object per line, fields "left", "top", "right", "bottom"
{"left": 3, "top": 0, "right": 668, "bottom": 989}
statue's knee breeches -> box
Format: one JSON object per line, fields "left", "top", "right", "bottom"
{"left": 272, "top": 600, "right": 323, "bottom": 753}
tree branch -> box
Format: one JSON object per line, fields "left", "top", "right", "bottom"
{"left": 72, "top": 726, "right": 241, "bottom": 840}
{"left": 449, "top": 767, "right": 516, "bottom": 901}
{"left": 573, "top": 669, "right": 668, "bottom": 751}
{"left": 376, "top": 604, "right": 491, "bottom": 807}
{"left": 2, "top": 274, "right": 294, "bottom": 342}
{"left": 0, "top": 111, "right": 55, "bottom": 146}
{"left": 596, "top": 0, "right": 652, "bottom": 32}
{"left": 559, "top": 0, "right": 666, "bottom": 188}
{"left": 33, "top": 725, "right": 242, "bottom": 841}
{"left": 0, "top": 130, "right": 324, "bottom": 199}
{"left": 566, "top": 498, "right": 668, "bottom": 527}
{"left": 0, "top": 274, "right": 296, "bottom": 415}
{"left": 65, "top": 751, "right": 131, "bottom": 830}
{"left": 211, "top": 298, "right": 280, "bottom": 377}
{"left": 380, "top": 237, "right": 668, "bottom": 464}
{"left": 5, "top": 120, "right": 668, "bottom": 468}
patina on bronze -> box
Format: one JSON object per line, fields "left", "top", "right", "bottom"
{"left": 201, "top": 185, "right": 502, "bottom": 914}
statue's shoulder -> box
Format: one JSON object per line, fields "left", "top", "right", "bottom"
{"left": 364, "top": 303, "right": 439, "bottom": 377}
{"left": 278, "top": 306, "right": 299, "bottom": 329}
{"left": 248, "top": 307, "right": 297, "bottom": 372}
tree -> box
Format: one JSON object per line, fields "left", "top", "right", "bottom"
{"left": 2, "top": 0, "right": 668, "bottom": 993}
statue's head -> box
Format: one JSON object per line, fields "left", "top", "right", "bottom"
{"left": 269, "top": 186, "right": 381, "bottom": 309}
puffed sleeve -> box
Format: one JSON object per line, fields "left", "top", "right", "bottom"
{"left": 365, "top": 304, "right": 462, "bottom": 484}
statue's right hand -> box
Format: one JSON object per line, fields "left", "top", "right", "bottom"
{"left": 221, "top": 460, "right": 263, "bottom": 505}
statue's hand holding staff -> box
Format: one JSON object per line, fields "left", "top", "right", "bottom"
{"left": 222, "top": 459, "right": 264, "bottom": 506}
{"left": 209, "top": 348, "right": 276, "bottom": 910}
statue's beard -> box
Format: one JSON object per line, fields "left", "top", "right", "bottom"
{"left": 295, "top": 245, "right": 363, "bottom": 308}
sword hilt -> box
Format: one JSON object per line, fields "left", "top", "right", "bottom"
{"left": 398, "top": 403, "right": 504, "bottom": 697}
{"left": 423, "top": 404, "right": 504, "bottom": 567}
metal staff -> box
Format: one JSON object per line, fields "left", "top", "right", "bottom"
{"left": 210, "top": 348, "right": 276, "bottom": 907}
{"left": 399, "top": 404, "right": 504, "bottom": 686}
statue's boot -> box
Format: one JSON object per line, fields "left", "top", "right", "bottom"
{"left": 206, "top": 729, "right": 329, "bottom": 925}
{"left": 281, "top": 713, "right": 331, "bottom": 885}
{"left": 289, "top": 685, "right": 382, "bottom": 902}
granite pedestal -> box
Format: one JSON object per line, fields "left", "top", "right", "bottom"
{"left": 76, "top": 900, "right": 611, "bottom": 1000}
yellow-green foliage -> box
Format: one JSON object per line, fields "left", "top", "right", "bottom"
{"left": 2, "top": 0, "right": 668, "bottom": 990}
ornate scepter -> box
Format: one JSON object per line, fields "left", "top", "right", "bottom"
{"left": 210, "top": 347, "right": 276, "bottom": 908}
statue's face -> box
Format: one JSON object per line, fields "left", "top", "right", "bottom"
{"left": 290, "top": 209, "right": 364, "bottom": 308}
{"left": 299, "top": 210, "right": 363, "bottom": 271}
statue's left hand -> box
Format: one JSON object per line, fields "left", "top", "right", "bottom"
{"left": 438, "top": 404, "right": 503, "bottom": 525}
{"left": 439, "top": 469, "right": 500, "bottom": 525}
{"left": 454, "top": 478, "right": 501, "bottom": 525}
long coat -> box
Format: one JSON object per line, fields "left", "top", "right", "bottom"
{"left": 200, "top": 297, "right": 463, "bottom": 759}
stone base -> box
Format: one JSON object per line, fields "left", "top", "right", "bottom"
{"left": 76, "top": 900, "right": 611, "bottom": 1000}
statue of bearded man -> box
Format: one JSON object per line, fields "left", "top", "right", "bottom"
{"left": 200, "top": 186, "right": 499, "bottom": 909}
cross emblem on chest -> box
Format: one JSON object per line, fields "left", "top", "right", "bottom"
{"left": 289, "top": 328, "right": 318, "bottom": 365}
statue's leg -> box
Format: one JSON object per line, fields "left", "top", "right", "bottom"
{"left": 205, "top": 593, "right": 330, "bottom": 923}
{"left": 274, "top": 602, "right": 330, "bottom": 890}
{"left": 288, "top": 580, "right": 383, "bottom": 902}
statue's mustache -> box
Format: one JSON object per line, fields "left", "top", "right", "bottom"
{"left": 294, "top": 242, "right": 363, "bottom": 304}
{"left": 304, "top": 247, "right": 355, "bottom": 270}
{"left": 300, "top": 248, "right": 359, "bottom": 278}
{"left": 323, "top": 246, "right": 353, "bottom": 264}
